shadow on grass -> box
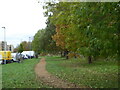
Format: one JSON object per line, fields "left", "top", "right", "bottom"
{"left": 58, "top": 58, "right": 118, "bottom": 68}
{"left": 44, "top": 55, "right": 118, "bottom": 69}
{"left": 46, "top": 56, "right": 118, "bottom": 88}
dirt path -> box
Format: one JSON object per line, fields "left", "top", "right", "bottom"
{"left": 35, "top": 58, "right": 82, "bottom": 88}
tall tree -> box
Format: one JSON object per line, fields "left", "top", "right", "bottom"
{"left": 18, "top": 44, "right": 23, "bottom": 53}
{"left": 45, "top": 2, "right": 119, "bottom": 63}
{"left": 32, "top": 29, "right": 45, "bottom": 53}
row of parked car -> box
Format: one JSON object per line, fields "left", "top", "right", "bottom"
{"left": 12, "top": 51, "right": 35, "bottom": 61}
{"left": 0, "top": 51, "right": 35, "bottom": 64}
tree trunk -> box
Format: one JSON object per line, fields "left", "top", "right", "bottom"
{"left": 66, "top": 55, "right": 69, "bottom": 59}
{"left": 63, "top": 50, "right": 69, "bottom": 59}
{"left": 63, "top": 51, "right": 66, "bottom": 57}
{"left": 88, "top": 56, "right": 92, "bottom": 64}
{"left": 93, "top": 56, "right": 97, "bottom": 61}
{"left": 60, "top": 51, "right": 63, "bottom": 57}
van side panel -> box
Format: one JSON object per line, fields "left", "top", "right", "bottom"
{"left": 0, "top": 51, "right": 12, "bottom": 60}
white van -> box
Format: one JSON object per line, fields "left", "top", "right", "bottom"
{"left": 11, "top": 53, "right": 17, "bottom": 61}
{"left": 22, "top": 51, "right": 35, "bottom": 59}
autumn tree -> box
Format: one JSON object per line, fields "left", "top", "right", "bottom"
{"left": 45, "top": 2, "right": 119, "bottom": 63}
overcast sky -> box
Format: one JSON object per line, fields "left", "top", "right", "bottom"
{"left": 0, "top": 0, "right": 47, "bottom": 47}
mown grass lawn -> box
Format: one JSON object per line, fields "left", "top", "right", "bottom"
{"left": 46, "top": 56, "right": 118, "bottom": 88}
{"left": 2, "top": 58, "right": 48, "bottom": 88}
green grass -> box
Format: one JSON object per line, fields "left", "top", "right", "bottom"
{"left": 46, "top": 56, "right": 118, "bottom": 88}
{"left": 0, "top": 64, "right": 2, "bottom": 89}
{"left": 2, "top": 58, "right": 49, "bottom": 88}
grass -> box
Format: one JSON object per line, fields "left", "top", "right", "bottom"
{"left": 2, "top": 58, "right": 49, "bottom": 88}
{"left": 45, "top": 56, "right": 118, "bottom": 88}
{"left": 0, "top": 64, "right": 2, "bottom": 89}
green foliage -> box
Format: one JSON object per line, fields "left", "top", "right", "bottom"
{"left": 32, "top": 29, "right": 45, "bottom": 53}
{"left": 32, "top": 18, "right": 61, "bottom": 54}
{"left": 45, "top": 2, "right": 119, "bottom": 62}
{"left": 2, "top": 58, "right": 49, "bottom": 88}
{"left": 15, "top": 41, "right": 31, "bottom": 52}
{"left": 21, "top": 41, "right": 31, "bottom": 51}
{"left": 45, "top": 56, "right": 118, "bottom": 88}
{"left": 18, "top": 44, "right": 23, "bottom": 53}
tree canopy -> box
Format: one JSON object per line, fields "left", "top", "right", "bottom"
{"left": 32, "top": 17, "right": 61, "bottom": 54}
{"left": 43, "top": 2, "right": 119, "bottom": 63}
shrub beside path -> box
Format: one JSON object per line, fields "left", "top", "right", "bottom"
{"left": 35, "top": 58, "right": 84, "bottom": 88}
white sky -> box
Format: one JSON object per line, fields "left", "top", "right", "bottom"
{"left": 0, "top": 0, "right": 47, "bottom": 47}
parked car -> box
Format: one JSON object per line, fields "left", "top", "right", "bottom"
{"left": 22, "top": 51, "right": 35, "bottom": 59}
{"left": 11, "top": 53, "right": 17, "bottom": 62}
{"left": 11, "top": 53, "right": 23, "bottom": 62}
{"left": 0, "top": 51, "right": 12, "bottom": 64}
{"left": 16, "top": 53, "right": 23, "bottom": 63}
{"left": 0, "top": 60, "right": 2, "bottom": 64}
{"left": 0, "top": 54, "right": 2, "bottom": 64}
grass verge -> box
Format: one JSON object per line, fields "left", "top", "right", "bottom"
{"left": 45, "top": 56, "right": 118, "bottom": 88}
{"left": 2, "top": 58, "right": 48, "bottom": 88}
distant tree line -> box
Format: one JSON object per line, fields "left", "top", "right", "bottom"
{"left": 14, "top": 41, "right": 31, "bottom": 53}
